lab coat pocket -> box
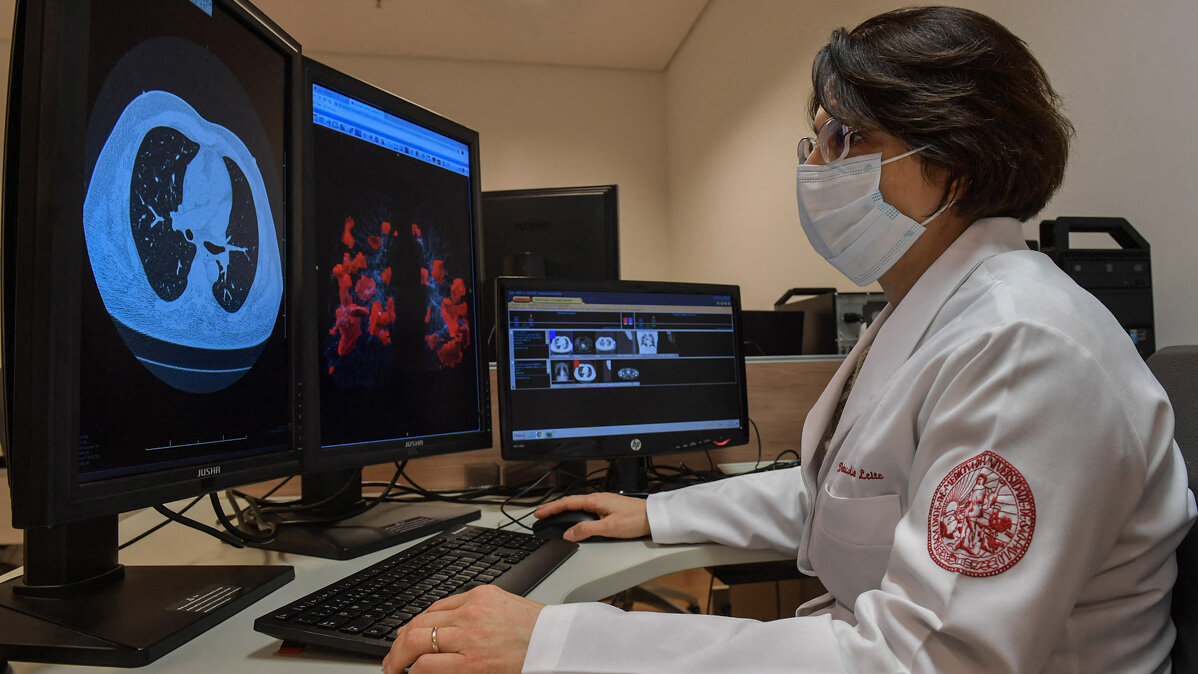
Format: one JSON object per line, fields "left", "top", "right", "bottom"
{"left": 809, "top": 485, "right": 902, "bottom": 607}
{"left": 815, "top": 486, "right": 901, "bottom": 547}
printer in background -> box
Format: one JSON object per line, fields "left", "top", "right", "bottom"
{"left": 1040, "top": 217, "right": 1155, "bottom": 359}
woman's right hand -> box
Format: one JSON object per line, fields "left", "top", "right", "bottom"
{"left": 534, "top": 493, "right": 651, "bottom": 542}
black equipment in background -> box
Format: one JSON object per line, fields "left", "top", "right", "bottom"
{"left": 834, "top": 292, "right": 887, "bottom": 355}
{"left": 771, "top": 289, "right": 888, "bottom": 356}
{"left": 480, "top": 185, "right": 620, "bottom": 360}
{"left": 741, "top": 310, "right": 804, "bottom": 356}
{"left": 1040, "top": 217, "right": 1155, "bottom": 358}
{"left": 773, "top": 288, "right": 837, "bottom": 354}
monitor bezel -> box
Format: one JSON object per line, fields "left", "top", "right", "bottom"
{"left": 298, "top": 57, "right": 492, "bottom": 472}
{"left": 481, "top": 184, "right": 620, "bottom": 282}
{"left": 479, "top": 184, "right": 620, "bottom": 360}
{"left": 2, "top": 0, "right": 304, "bottom": 529}
{"left": 494, "top": 276, "right": 750, "bottom": 462}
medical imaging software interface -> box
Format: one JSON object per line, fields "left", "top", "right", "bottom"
{"left": 311, "top": 82, "right": 484, "bottom": 449}
{"left": 77, "top": 0, "right": 290, "bottom": 481}
{"left": 503, "top": 289, "right": 743, "bottom": 449}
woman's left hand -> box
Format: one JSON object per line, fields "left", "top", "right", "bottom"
{"left": 382, "top": 585, "right": 545, "bottom": 674}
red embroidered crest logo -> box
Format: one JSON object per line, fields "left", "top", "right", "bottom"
{"left": 928, "top": 450, "right": 1035, "bottom": 577}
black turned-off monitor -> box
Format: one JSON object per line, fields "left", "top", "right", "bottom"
{"left": 266, "top": 58, "right": 491, "bottom": 560}
{"left": 495, "top": 278, "right": 750, "bottom": 494}
{"left": 480, "top": 185, "right": 619, "bottom": 359}
{"left": 1, "top": 0, "right": 299, "bottom": 666}
{"left": 481, "top": 184, "right": 618, "bottom": 280}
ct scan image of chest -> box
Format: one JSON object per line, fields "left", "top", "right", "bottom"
{"left": 83, "top": 90, "right": 283, "bottom": 394}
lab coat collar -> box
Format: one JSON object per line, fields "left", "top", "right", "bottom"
{"left": 835, "top": 217, "right": 1029, "bottom": 434}
{"left": 800, "top": 303, "right": 892, "bottom": 485}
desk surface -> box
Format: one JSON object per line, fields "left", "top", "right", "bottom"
{"left": 2, "top": 502, "right": 788, "bottom": 673}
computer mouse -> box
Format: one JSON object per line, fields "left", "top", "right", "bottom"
{"left": 532, "top": 509, "right": 603, "bottom": 540}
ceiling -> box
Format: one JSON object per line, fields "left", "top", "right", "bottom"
{"left": 251, "top": 0, "right": 711, "bottom": 71}
{"left": 0, "top": 1, "right": 710, "bottom": 72}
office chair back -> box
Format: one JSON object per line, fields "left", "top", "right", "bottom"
{"left": 1147, "top": 345, "right": 1198, "bottom": 673}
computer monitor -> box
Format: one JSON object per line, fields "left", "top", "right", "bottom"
{"left": 495, "top": 278, "right": 750, "bottom": 494}
{"left": 741, "top": 310, "right": 805, "bottom": 356}
{"left": 261, "top": 58, "right": 491, "bottom": 559}
{"left": 480, "top": 185, "right": 619, "bottom": 360}
{"left": 0, "top": 0, "right": 300, "bottom": 666}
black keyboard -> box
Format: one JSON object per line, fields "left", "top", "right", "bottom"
{"left": 253, "top": 525, "right": 578, "bottom": 657}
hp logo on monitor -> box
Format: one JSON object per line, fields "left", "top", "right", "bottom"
{"left": 630, "top": 439, "right": 642, "bottom": 452}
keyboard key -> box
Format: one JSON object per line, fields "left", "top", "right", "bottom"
{"left": 340, "top": 618, "right": 375, "bottom": 634}
{"left": 363, "top": 625, "right": 392, "bottom": 639}
{"left": 316, "top": 616, "right": 349, "bottom": 629}
{"left": 293, "top": 613, "right": 320, "bottom": 625}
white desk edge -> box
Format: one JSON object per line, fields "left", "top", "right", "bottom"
{"left": 2, "top": 501, "right": 790, "bottom": 673}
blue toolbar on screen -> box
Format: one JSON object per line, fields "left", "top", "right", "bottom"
{"left": 312, "top": 83, "right": 469, "bottom": 177}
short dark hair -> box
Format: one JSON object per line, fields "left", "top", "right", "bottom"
{"left": 809, "top": 6, "right": 1073, "bottom": 222}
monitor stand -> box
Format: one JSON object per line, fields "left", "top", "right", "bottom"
{"left": 251, "top": 467, "right": 480, "bottom": 560}
{"left": 0, "top": 516, "right": 293, "bottom": 667}
{"left": 605, "top": 457, "right": 652, "bottom": 496}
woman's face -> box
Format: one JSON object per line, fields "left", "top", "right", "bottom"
{"left": 807, "top": 107, "right": 949, "bottom": 223}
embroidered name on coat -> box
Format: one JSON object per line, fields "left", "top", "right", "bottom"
{"left": 837, "top": 462, "right": 884, "bottom": 480}
{"left": 928, "top": 450, "right": 1036, "bottom": 577}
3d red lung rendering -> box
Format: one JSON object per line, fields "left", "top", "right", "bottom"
{"left": 325, "top": 216, "right": 471, "bottom": 387}
{"left": 412, "top": 223, "right": 471, "bottom": 369}
{"left": 327, "top": 216, "right": 397, "bottom": 384}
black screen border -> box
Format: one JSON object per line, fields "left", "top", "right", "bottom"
{"left": 2, "top": 0, "right": 304, "bottom": 528}
{"left": 298, "top": 57, "right": 492, "bottom": 472}
{"left": 495, "top": 277, "right": 750, "bottom": 462}
{"left": 479, "top": 184, "right": 619, "bottom": 360}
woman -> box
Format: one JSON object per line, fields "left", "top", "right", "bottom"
{"left": 384, "top": 7, "right": 1195, "bottom": 673}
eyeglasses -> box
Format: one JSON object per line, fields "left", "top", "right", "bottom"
{"left": 797, "top": 117, "right": 859, "bottom": 164}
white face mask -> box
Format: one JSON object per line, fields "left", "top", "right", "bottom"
{"left": 795, "top": 150, "right": 950, "bottom": 287}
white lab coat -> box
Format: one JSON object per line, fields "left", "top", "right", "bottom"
{"left": 523, "top": 217, "right": 1196, "bottom": 674}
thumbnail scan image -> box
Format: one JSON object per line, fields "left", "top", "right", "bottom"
{"left": 83, "top": 89, "right": 283, "bottom": 394}
{"left": 595, "top": 335, "right": 617, "bottom": 353}
{"left": 543, "top": 358, "right": 622, "bottom": 385}
{"left": 552, "top": 361, "right": 571, "bottom": 382}
{"left": 573, "top": 362, "right": 597, "bottom": 382}
{"left": 549, "top": 334, "right": 573, "bottom": 355}
{"left": 541, "top": 330, "right": 672, "bottom": 357}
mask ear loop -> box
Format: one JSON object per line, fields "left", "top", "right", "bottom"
{"left": 920, "top": 198, "right": 956, "bottom": 227}
{"left": 922, "top": 174, "right": 967, "bottom": 227}
{"left": 880, "top": 145, "right": 955, "bottom": 226}
{"left": 880, "top": 145, "right": 929, "bottom": 166}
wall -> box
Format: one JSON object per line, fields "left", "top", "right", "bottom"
{"left": 665, "top": 0, "right": 883, "bottom": 308}
{"left": 2, "top": 2, "right": 1194, "bottom": 341}
{"left": 310, "top": 53, "right": 672, "bottom": 283}
{"left": 0, "top": 43, "right": 668, "bottom": 283}
{"left": 976, "top": 0, "right": 1198, "bottom": 349}
{"left": 665, "top": 0, "right": 1198, "bottom": 347}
